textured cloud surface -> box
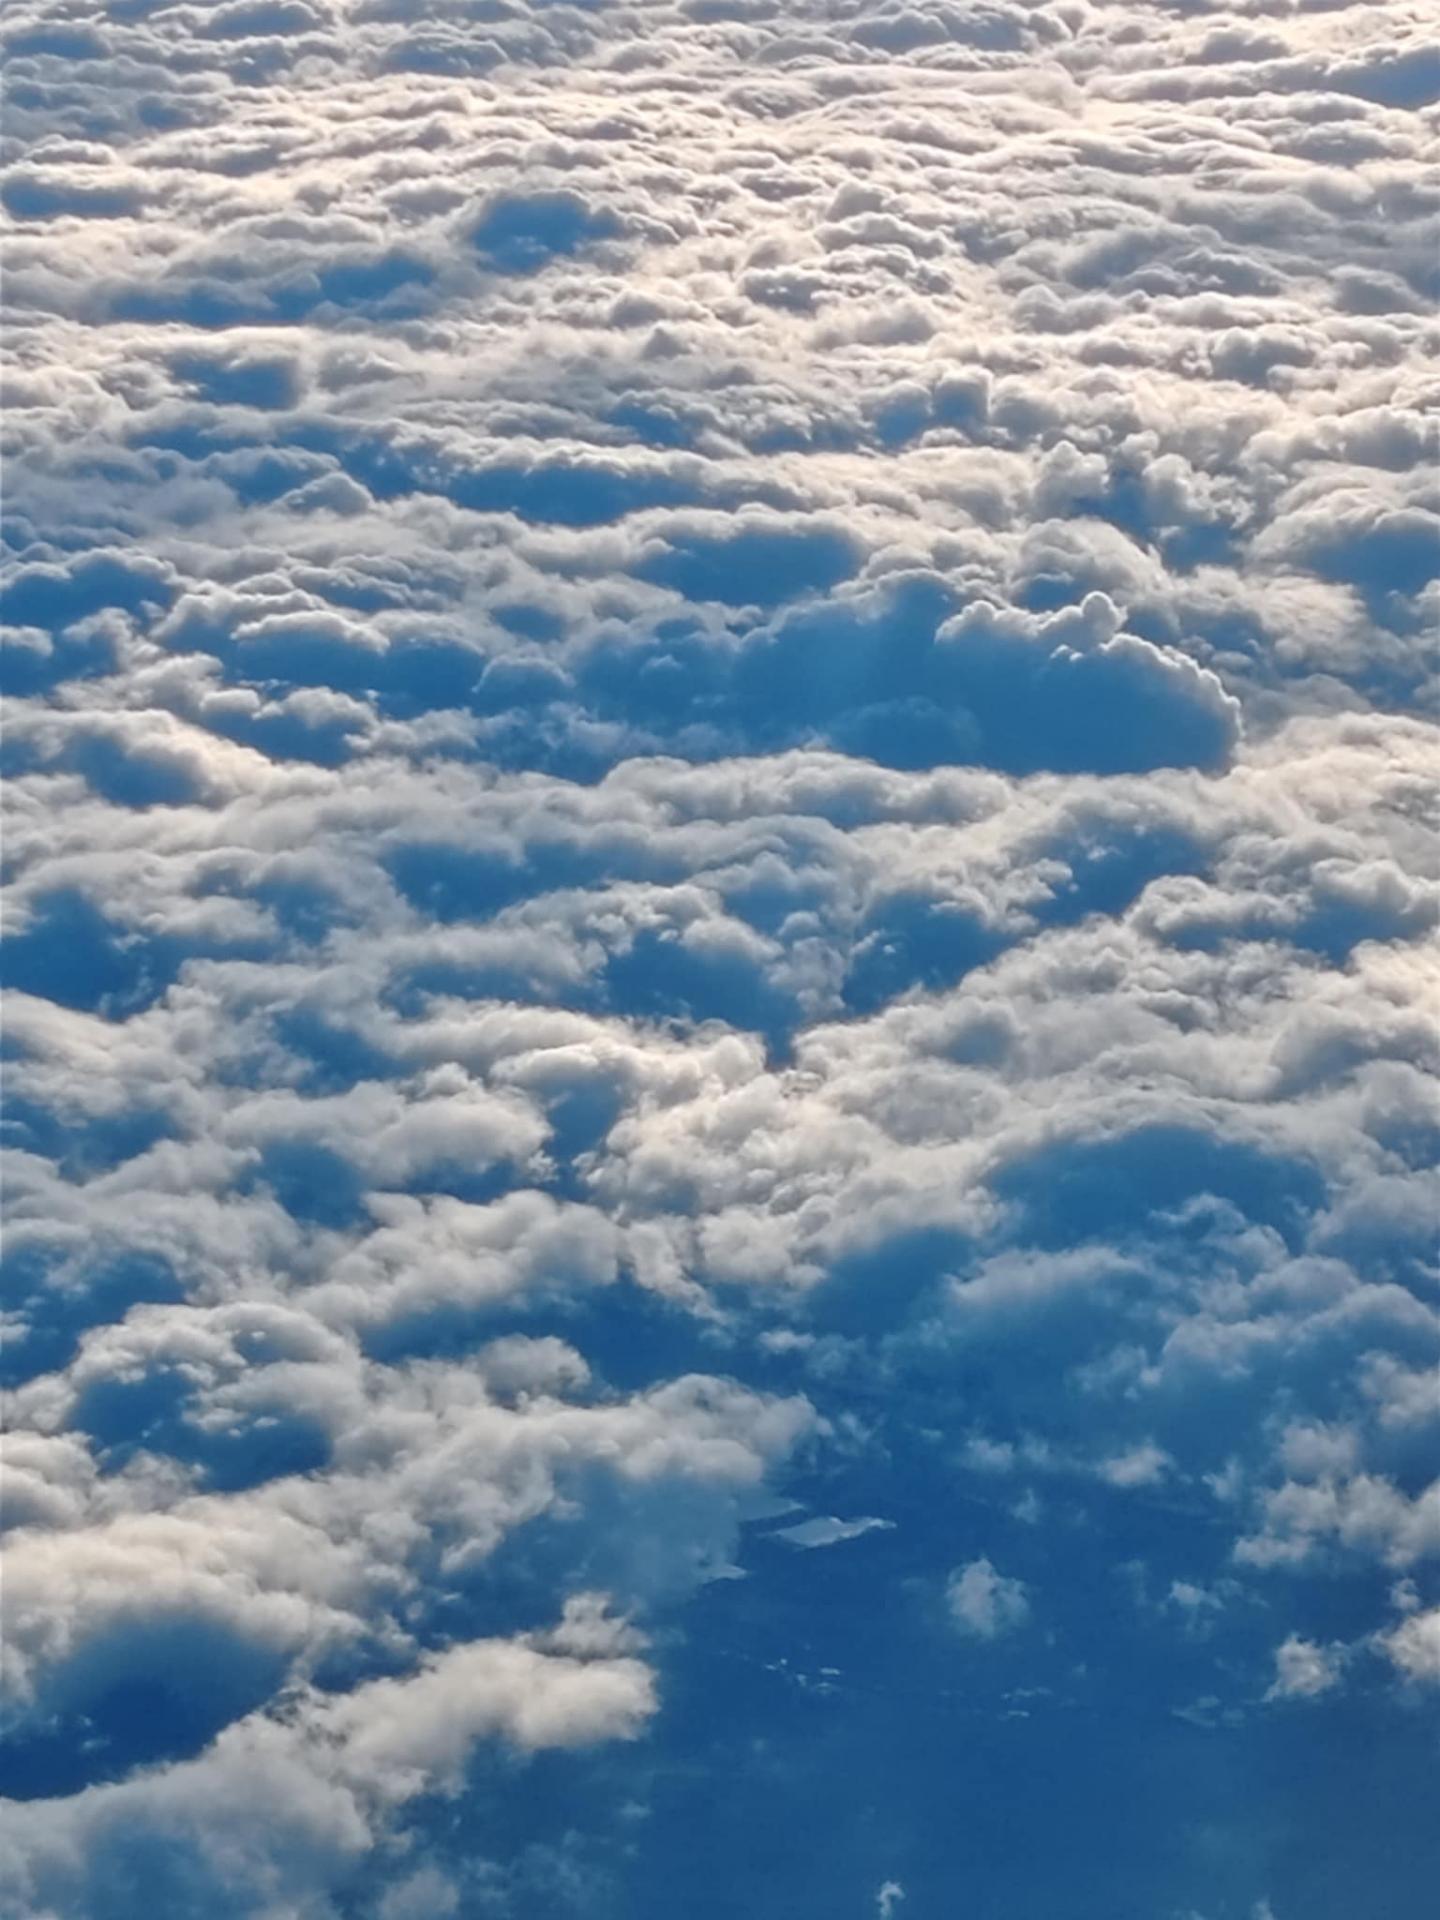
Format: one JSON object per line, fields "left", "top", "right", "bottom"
{"left": 2, "top": 0, "right": 1437, "bottom": 1914}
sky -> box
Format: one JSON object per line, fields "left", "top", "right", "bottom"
{"left": 0, "top": 2, "right": 1437, "bottom": 1916}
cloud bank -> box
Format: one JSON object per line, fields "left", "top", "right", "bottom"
{"left": 2, "top": 0, "right": 1437, "bottom": 1914}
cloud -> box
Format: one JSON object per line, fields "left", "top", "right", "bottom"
{"left": 1379, "top": 1607, "right": 1440, "bottom": 1687}
{"left": 0, "top": 1621, "right": 654, "bottom": 1920}
{"left": 946, "top": 1558, "right": 1031, "bottom": 1640}
{"left": 770, "top": 1514, "right": 895, "bottom": 1550}
{"left": 933, "top": 592, "right": 1242, "bottom": 775}
{"left": 1099, "top": 1444, "right": 1173, "bottom": 1490}
{"left": 1265, "top": 1634, "right": 1344, "bottom": 1702}
{"left": 1, "top": 0, "right": 1436, "bottom": 1908}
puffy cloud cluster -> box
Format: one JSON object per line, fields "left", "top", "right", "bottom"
{"left": 946, "top": 1555, "right": 1030, "bottom": 1639}
{"left": 1, "top": 1610, "right": 656, "bottom": 1920}
{"left": 2, "top": 0, "right": 1437, "bottom": 1912}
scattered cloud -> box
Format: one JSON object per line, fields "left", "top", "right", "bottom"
{"left": 1380, "top": 1609, "right": 1440, "bottom": 1687}
{"left": 946, "top": 1558, "right": 1032, "bottom": 1641}
{"left": 1265, "top": 1635, "right": 1344, "bottom": 1703}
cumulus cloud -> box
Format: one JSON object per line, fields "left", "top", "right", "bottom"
{"left": 946, "top": 1558, "right": 1031, "bottom": 1640}
{"left": 1379, "top": 1608, "right": 1440, "bottom": 1687}
{"left": 0, "top": 1622, "right": 655, "bottom": 1920}
{"left": 1265, "top": 1634, "right": 1344, "bottom": 1703}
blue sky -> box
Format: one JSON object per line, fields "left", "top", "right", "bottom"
{"left": 2, "top": 2, "right": 1438, "bottom": 1916}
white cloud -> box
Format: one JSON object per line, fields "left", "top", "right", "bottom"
{"left": 771, "top": 1514, "right": 895, "bottom": 1549}
{"left": 1100, "top": 1444, "right": 1173, "bottom": 1490}
{"left": 1265, "top": 1634, "right": 1343, "bottom": 1702}
{"left": 0, "top": 1622, "right": 655, "bottom": 1920}
{"left": 1, "top": 0, "right": 1436, "bottom": 1900}
{"left": 946, "top": 1557, "right": 1031, "bottom": 1640}
{"left": 1379, "top": 1608, "right": 1440, "bottom": 1687}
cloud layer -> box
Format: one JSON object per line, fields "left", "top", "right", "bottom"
{"left": 2, "top": 0, "right": 1437, "bottom": 1914}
